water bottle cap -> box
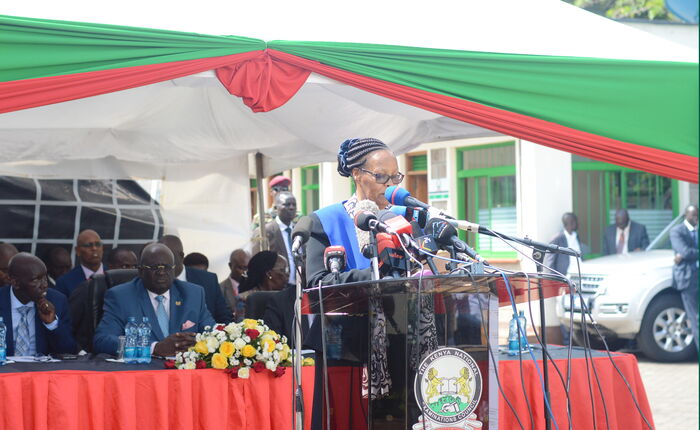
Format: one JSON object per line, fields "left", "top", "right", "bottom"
{"left": 0, "top": 316, "right": 3, "bottom": 322}
{"left": 128, "top": 316, "right": 136, "bottom": 322}
{"left": 142, "top": 317, "right": 149, "bottom": 322}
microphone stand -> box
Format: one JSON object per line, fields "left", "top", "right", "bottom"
{"left": 480, "top": 228, "right": 578, "bottom": 430}
{"left": 292, "top": 250, "right": 305, "bottom": 430}
{"left": 368, "top": 231, "right": 380, "bottom": 281}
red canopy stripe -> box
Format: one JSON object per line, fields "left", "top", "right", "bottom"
{"left": 268, "top": 49, "right": 698, "bottom": 183}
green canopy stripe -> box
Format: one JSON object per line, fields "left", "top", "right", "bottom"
{"left": 0, "top": 15, "right": 265, "bottom": 82}
{"left": 269, "top": 41, "right": 699, "bottom": 158}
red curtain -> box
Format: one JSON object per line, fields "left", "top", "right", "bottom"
{"left": 269, "top": 50, "right": 698, "bottom": 183}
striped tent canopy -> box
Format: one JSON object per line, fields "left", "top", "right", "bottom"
{"left": 0, "top": 0, "right": 697, "bottom": 182}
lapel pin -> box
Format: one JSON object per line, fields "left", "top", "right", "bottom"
{"left": 175, "top": 301, "right": 182, "bottom": 306}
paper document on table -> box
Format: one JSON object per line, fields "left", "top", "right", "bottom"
{"left": 8, "top": 356, "right": 61, "bottom": 363}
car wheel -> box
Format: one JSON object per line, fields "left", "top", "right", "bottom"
{"left": 638, "top": 293, "right": 695, "bottom": 362}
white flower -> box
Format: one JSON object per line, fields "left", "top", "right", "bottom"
{"left": 204, "top": 325, "right": 211, "bottom": 331}
{"left": 195, "top": 333, "right": 202, "bottom": 342}
{"left": 206, "top": 337, "right": 220, "bottom": 352}
{"left": 262, "top": 351, "right": 270, "bottom": 359}
{"left": 265, "top": 360, "right": 277, "bottom": 372}
{"left": 255, "top": 325, "right": 265, "bottom": 333}
{"left": 273, "top": 351, "right": 280, "bottom": 361}
{"left": 275, "top": 343, "right": 283, "bottom": 350}
{"left": 243, "top": 335, "right": 251, "bottom": 343}
{"left": 224, "top": 324, "right": 236, "bottom": 335}
{"left": 243, "top": 358, "right": 252, "bottom": 366}
{"left": 216, "top": 332, "right": 226, "bottom": 341}
{"left": 183, "top": 361, "right": 196, "bottom": 370}
{"left": 233, "top": 338, "right": 246, "bottom": 350}
{"left": 231, "top": 358, "right": 240, "bottom": 366}
{"left": 238, "top": 367, "right": 250, "bottom": 379}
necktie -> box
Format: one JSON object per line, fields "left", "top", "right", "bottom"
{"left": 15, "top": 305, "right": 31, "bottom": 356}
{"left": 616, "top": 231, "right": 625, "bottom": 254}
{"left": 285, "top": 226, "right": 295, "bottom": 279}
{"left": 155, "top": 296, "right": 169, "bottom": 338}
{"left": 285, "top": 226, "right": 293, "bottom": 251}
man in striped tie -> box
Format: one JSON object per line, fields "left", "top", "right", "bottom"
{"left": 93, "top": 243, "right": 215, "bottom": 357}
{"left": 0, "top": 253, "right": 76, "bottom": 356}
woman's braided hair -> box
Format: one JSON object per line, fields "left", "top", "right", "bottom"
{"left": 337, "top": 138, "right": 390, "bottom": 178}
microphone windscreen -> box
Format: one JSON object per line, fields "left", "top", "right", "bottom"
{"left": 354, "top": 211, "right": 377, "bottom": 232}
{"left": 354, "top": 199, "right": 379, "bottom": 251}
{"left": 424, "top": 218, "right": 458, "bottom": 246}
{"left": 385, "top": 186, "right": 410, "bottom": 206}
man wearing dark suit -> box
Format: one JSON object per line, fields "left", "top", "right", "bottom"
{"left": 263, "top": 284, "right": 310, "bottom": 342}
{"left": 54, "top": 229, "right": 106, "bottom": 298}
{"left": 219, "top": 249, "right": 249, "bottom": 322}
{"left": 602, "top": 209, "right": 650, "bottom": 255}
{"left": 94, "top": 243, "right": 215, "bottom": 357}
{"left": 69, "top": 247, "right": 138, "bottom": 352}
{"left": 159, "top": 235, "right": 233, "bottom": 324}
{"left": 671, "top": 205, "right": 698, "bottom": 350}
{"left": 43, "top": 246, "right": 72, "bottom": 289}
{"left": 0, "top": 243, "right": 18, "bottom": 288}
{"left": 0, "top": 253, "right": 76, "bottom": 356}
{"left": 544, "top": 212, "right": 587, "bottom": 346}
{"left": 252, "top": 192, "right": 298, "bottom": 285}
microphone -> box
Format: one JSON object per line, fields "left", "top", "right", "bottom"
{"left": 323, "top": 246, "right": 347, "bottom": 273}
{"left": 377, "top": 210, "right": 415, "bottom": 248}
{"left": 389, "top": 205, "right": 428, "bottom": 229}
{"left": 414, "top": 235, "right": 440, "bottom": 274}
{"left": 354, "top": 211, "right": 395, "bottom": 234}
{"left": 376, "top": 233, "right": 409, "bottom": 278}
{"left": 424, "top": 218, "right": 488, "bottom": 265}
{"left": 291, "top": 216, "right": 313, "bottom": 254}
{"left": 385, "top": 186, "right": 453, "bottom": 219}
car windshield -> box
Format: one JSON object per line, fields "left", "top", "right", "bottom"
{"left": 647, "top": 214, "right": 685, "bottom": 250}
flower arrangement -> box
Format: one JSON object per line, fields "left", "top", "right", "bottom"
{"left": 166, "top": 318, "right": 293, "bottom": 379}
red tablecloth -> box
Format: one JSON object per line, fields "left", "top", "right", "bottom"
{"left": 0, "top": 366, "right": 315, "bottom": 430}
{"left": 499, "top": 352, "right": 654, "bottom": 429}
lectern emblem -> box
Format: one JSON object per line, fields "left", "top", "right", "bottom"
{"left": 413, "top": 347, "right": 483, "bottom": 429}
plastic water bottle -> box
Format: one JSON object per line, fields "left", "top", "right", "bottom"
{"left": 518, "top": 311, "right": 528, "bottom": 351}
{"left": 124, "top": 317, "right": 138, "bottom": 363}
{"left": 0, "top": 316, "right": 6, "bottom": 364}
{"left": 507, "top": 311, "right": 528, "bottom": 356}
{"left": 137, "top": 317, "right": 152, "bottom": 364}
{"left": 326, "top": 321, "right": 342, "bottom": 360}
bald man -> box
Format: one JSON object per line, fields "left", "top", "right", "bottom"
{"left": 93, "top": 243, "right": 214, "bottom": 357}
{"left": 219, "top": 249, "right": 249, "bottom": 322}
{"left": 0, "top": 253, "right": 76, "bottom": 356}
{"left": 54, "top": 229, "right": 106, "bottom": 298}
{"left": 0, "top": 243, "right": 19, "bottom": 287}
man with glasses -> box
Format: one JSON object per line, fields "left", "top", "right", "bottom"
{"left": 93, "top": 243, "right": 215, "bottom": 357}
{"left": 54, "top": 229, "right": 105, "bottom": 298}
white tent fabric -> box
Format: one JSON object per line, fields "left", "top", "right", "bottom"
{"left": 1, "top": 0, "right": 695, "bottom": 277}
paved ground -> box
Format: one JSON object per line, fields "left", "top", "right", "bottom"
{"left": 634, "top": 353, "right": 698, "bottom": 430}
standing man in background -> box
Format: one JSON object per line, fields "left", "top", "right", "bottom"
{"left": 252, "top": 192, "right": 298, "bottom": 285}
{"left": 602, "top": 209, "right": 650, "bottom": 255}
{"left": 54, "top": 229, "right": 105, "bottom": 298}
{"left": 671, "top": 205, "right": 698, "bottom": 350}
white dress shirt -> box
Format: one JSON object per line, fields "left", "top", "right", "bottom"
{"left": 10, "top": 288, "right": 58, "bottom": 356}
{"left": 146, "top": 289, "right": 171, "bottom": 318}
{"left": 614, "top": 222, "right": 631, "bottom": 254}
{"left": 563, "top": 230, "right": 581, "bottom": 273}
{"left": 275, "top": 216, "right": 296, "bottom": 284}
{"left": 80, "top": 264, "right": 104, "bottom": 280}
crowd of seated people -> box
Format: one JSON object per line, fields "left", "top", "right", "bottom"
{"left": 0, "top": 226, "right": 300, "bottom": 357}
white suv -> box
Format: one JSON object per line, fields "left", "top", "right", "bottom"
{"left": 556, "top": 215, "right": 695, "bottom": 362}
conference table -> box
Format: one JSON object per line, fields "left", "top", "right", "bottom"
{"left": 0, "top": 347, "right": 652, "bottom": 430}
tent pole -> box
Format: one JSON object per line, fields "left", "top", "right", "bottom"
{"left": 255, "top": 152, "right": 269, "bottom": 251}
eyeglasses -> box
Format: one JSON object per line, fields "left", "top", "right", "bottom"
{"left": 140, "top": 264, "right": 175, "bottom": 272}
{"left": 78, "top": 241, "right": 102, "bottom": 249}
{"left": 360, "top": 168, "right": 405, "bottom": 185}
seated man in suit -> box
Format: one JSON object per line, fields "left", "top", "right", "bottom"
{"left": 43, "top": 246, "right": 72, "bottom": 289}
{"left": 0, "top": 243, "right": 19, "bottom": 287}
{"left": 602, "top": 209, "right": 650, "bottom": 255}
{"left": 219, "top": 249, "right": 249, "bottom": 322}
{"left": 159, "top": 235, "right": 232, "bottom": 324}
{"left": 0, "top": 253, "right": 76, "bottom": 356}
{"left": 252, "top": 191, "right": 298, "bottom": 285}
{"left": 94, "top": 243, "right": 215, "bottom": 357}
{"left": 54, "top": 229, "right": 106, "bottom": 298}
{"left": 69, "top": 247, "right": 139, "bottom": 352}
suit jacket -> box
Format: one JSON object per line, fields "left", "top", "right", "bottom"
{"left": 0, "top": 286, "right": 77, "bottom": 356}
{"left": 219, "top": 277, "right": 245, "bottom": 322}
{"left": 543, "top": 232, "right": 587, "bottom": 276}
{"left": 252, "top": 220, "right": 290, "bottom": 259}
{"left": 670, "top": 223, "right": 698, "bottom": 292}
{"left": 53, "top": 265, "right": 87, "bottom": 298}
{"left": 185, "top": 267, "right": 233, "bottom": 324}
{"left": 602, "top": 221, "right": 650, "bottom": 255}
{"left": 93, "top": 278, "right": 215, "bottom": 355}
{"left": 263, "top": 285, "right": 310, "bottom": 342}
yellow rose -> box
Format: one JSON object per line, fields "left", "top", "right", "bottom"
{"left": 263, "top": 339, "right": 276, "bottom": 353}
{"left": 242, "top": 319, "right": 258, "bottom": 330}
{"left": 219, "top": 341, "right": 235, "bottom": 357}
{"left": 266, "top": 330, "right": 278, "bottom": 339}
{"left": 302, "top": 357, "right": 315, "bottom": 366}
{"left": 211, "top": 353, "right": 228, "bottom": 369}
{"left": 194, "top": 341, "right": 209, "bottom": 355}
{"left": 241, "top": 344, "right": 257, "bottom": 358}
{"left": 279, "top": 344, "right": 290, "bottom": 361}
